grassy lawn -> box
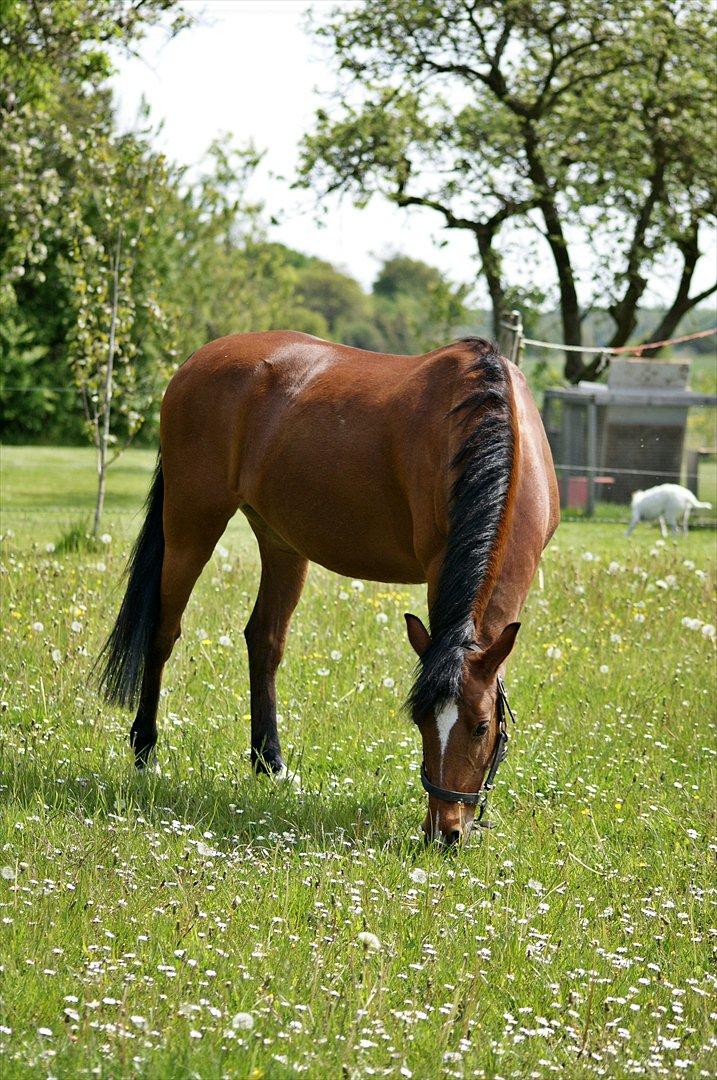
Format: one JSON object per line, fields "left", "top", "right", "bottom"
{"left": 1, "top": 447, "right": 716, "bottom": 1078}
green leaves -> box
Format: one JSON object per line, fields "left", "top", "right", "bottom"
{"left": 301, "top": 0, "right": 717, "bottom": 378}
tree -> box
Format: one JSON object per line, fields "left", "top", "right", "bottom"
{"left": 64, "top": 127, "right": 177, "bottom": 534}
{"left": 295, "top": 260, "right": 369, "bottom": 334}
{"left": 300, "top": 0, "right": 717, "bottom": 382}
{"left": 372, "top": 255, "right": 468, "bottom": 352}
{"left": 0, "top": 0, "right": 191, "bottom": 450}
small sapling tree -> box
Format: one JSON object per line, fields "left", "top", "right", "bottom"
{"left": 65, "top": 130, "right": 175, "bottom": 536}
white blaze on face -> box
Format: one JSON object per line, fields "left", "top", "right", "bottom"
{"left": 435, "top": 700, "right": 459, "bottom": 784}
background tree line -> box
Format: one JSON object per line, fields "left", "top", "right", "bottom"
{"left": 0, "top": 2, "right": 469, "bottom": 452}
{"left": 1, "top": 0, "right": 715, "bottom": 452}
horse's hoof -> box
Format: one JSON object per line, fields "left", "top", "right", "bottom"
{"left": 273, "top": 765, "right": 302, "bottom": 790}
{"left": 254, "top": 761, "right": 301, "bottom": 790}
{"left": 133, "top": 755, "right": 160, "bottom": 777}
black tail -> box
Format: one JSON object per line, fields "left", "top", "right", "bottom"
{"left": 98, "top": 455, "right": 165, "bottom": 709}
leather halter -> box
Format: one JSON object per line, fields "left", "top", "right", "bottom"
{"left": 420, "top": 676, "right": 515, "bottom": 824}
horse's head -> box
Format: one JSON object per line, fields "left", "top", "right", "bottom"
{"left": 405, "top": 614, "right": 520, "bottom": 846}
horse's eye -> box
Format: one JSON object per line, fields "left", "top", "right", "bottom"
{"left": 473, "top": 722, "right": 489, "bottom": 739}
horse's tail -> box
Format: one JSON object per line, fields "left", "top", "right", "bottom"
{"left": 97, "top": 455, "right": 165, "bottom": 709}
{"left": 689, "top": 494, "right": 712, "bottom": 509}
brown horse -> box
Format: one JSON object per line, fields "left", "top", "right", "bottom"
{"left": 99, "top": 332, "right": 559, "bottom": 844}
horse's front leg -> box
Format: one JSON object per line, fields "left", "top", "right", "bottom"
{"left": 244, "top": 529, "right": 308, "bottom": 774}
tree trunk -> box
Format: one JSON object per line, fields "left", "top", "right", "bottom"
{"left": 522, "top": 123, "right": 583, "bottom": 381}
{"left": 476, "top": 225, "right": 506, "bottom": 339}
{"left": 93, "top": 228, "right": 122, "bottom": 538}
{"left": 641, "top": 227, "right": 716, "bottom": 354}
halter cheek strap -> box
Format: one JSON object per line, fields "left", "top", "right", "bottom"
{"left": 420, "top": 676, "right": 515, "bottom": 822}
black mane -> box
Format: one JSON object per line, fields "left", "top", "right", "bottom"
{"left": 408, "top": 339, "right": 515, "bottom": 719}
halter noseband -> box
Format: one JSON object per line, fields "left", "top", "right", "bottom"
{"left": 420, "top": 676, "right": 515, "bottom": 825}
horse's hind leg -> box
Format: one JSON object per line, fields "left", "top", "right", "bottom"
{"left": 131, "top": 511, "right": 230, "bottom": 768}
{"left": 245, "top": 525, "right": 308, "bottom": 774}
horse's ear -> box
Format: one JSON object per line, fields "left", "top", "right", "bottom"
{"left": 471, "top": 622, "right": 520, "bottom": 675}
{"left": 404, "top": 613, "right": 431, "bottom": 658}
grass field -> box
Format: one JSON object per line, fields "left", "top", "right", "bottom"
{"left": 1, "top": 446, "right": 716, "bottom": 1079}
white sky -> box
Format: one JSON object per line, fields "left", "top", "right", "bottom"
{"left": 111, "top": 0, "right": 716, "bottom": 310}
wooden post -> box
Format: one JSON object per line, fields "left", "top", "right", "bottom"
{"left": 586, "top": 395, "right": 598, "bottom": 518}
{"left": 685, "top": 449, "right": 699, "bottom": 495}
{"left": 499, "top": 310, "right": 523, "bottom": 366}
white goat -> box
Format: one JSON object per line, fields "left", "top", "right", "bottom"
{"left": 626, "top": 483, "right": 712, "bottom": 537}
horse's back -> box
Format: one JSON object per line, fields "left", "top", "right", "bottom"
{"left": 159, "top": 331, "right": 450, "bottom": 580}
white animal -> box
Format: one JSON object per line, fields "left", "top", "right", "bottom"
{"left": 626, "top": 483, "right": 712, "bottom": 537}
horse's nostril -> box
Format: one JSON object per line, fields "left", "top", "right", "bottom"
{"left": 445, "top": 829, "right": 462, "bottom": 846}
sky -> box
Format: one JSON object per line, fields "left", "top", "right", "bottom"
{"left": 111, "top": 0, "right": 716, "bottom": 310}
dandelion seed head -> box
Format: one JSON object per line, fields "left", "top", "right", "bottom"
{"left": 231, "top": 1012, "right": 254, "bottom": 1030}
{"left": 357, "top": 931, "right": 382, "bottom": 953}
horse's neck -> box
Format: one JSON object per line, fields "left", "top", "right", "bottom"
{"left": 474, "top": 470, "right": 550, "bottom": 646}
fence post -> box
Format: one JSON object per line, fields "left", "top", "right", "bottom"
{"left": 586, "top": 395, "right": 598, "bottom": 518}
{"left": 499, "top": 310, "right": 523, "bottom": 366}
{"left": 685, "top": 449, "right": 699, "bottom": 495}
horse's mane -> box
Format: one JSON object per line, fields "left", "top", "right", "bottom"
{"left": 408, "top": 338, "right": 517, "bottom": 719}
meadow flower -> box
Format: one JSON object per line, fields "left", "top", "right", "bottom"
{"left": 216, "top": 544, "right": 229, "bottom": 559}
{"left": 582, "top": 551, "right": 596, "bottom": 561}
{"left": 1, "top": 866, "right": 15, "bottom": 881}
{"left": 383, "top": 677, "right": 395, "bottom": 689}
{"left": 100, "top": 533, "right": 112, "bottom": 545}
{"left": 218, "top": 635, "right": 232, "bottom": 648}
{"left": 599, "top": 665, "right": 609, "bottom": 674}
{"left": 330, "top": 649, "right": 342, "bottom": 661}
{"left": 231, "top": 1012, "right": 254, "bottom": 1030}
{"left": 681, "top": 618, "right": 703, "bottom": 631}
{"left": 96, "top": 561, "right": 106, "bottom": 573}
{"left": 701, "top": 624, "right": 716, "bottom": 640}
{"left": 351, "top": 579, "right": 365, "bottom": 592}
{"left": 633, "top": 613, "right": 645, "bottom": 623}
{"left": 31, "top": 621, "right": 44, "bottom": 633}
{"left": 376, "top": 612, "right": 388, "bottom": 624}
{"left": 409, "top": 868, "right": 428, "bottom": 885}
{"left": 610, "top": 633, "right": 622, "bottom": 644}
{"left": 546, "top": 646, "right": 562, "bottom": 660}
{"left": 338, "top": 590, "right": 349, "bottom": 600}
{"left": 357, "top": 931, "right": 382, "bottom": 953}
{"left": 51, "top": 648, "right": 62, "bottom": 664}
{"left": 130, "top": 1015, "right": 148, "bottom": 1029}
{"left": 317, "top": 667, "right": 330, "bottom": 676}
{"left": 45, "top": 543, "right": 55, "bottom": 553}
{"left": 70, "top": 620, "right": 82, "bottom": 633}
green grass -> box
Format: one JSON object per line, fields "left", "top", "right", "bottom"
{"left": 1, "top": 447, "right": 716, "bottom": 1078}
